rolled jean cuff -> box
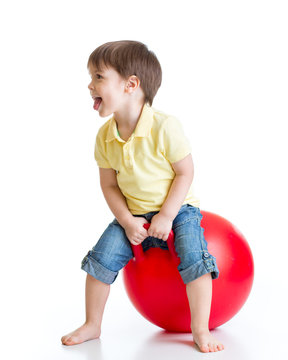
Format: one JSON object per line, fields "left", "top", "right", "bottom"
{"left": 179, "top": 255, "right": 219, "bottom": 284}
{"left": 81, "top": 253, "right": 118, "bottom": 285}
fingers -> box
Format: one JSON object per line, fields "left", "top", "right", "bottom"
{"left": 129, "top": 232, "right": 148, "bottom": 246}
{"left": 130, "top": 239, "right": 141, "bottom": 246}
{"left": 130, "top": 228, "right": 169, "bottom": 243}
{"left": 147, "top": 228, "right": 169, "bottom": 241}
{"left": 162, "top": 233, "right": 169, "bottom": 241}
{"left": 139, "top": 227, "right": 149, "bottom": 239}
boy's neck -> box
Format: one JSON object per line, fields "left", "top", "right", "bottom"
{"left": 114, "top": 101, "right": 145, "bottom": 130}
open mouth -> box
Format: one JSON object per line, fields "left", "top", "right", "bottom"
{"left": 93, "top": 97, "right": 102, "bottom": 111}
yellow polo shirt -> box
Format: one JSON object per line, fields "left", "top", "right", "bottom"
{"left": 94, "top": 104, "right": 200, "bottom": 214}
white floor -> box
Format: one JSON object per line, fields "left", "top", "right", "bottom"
{"left": 3, "top": 268, "right": 285, "bottom": 360}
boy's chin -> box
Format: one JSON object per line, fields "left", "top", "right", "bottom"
{"left": 98, "top": 109, "right": 113, "bottom": 118}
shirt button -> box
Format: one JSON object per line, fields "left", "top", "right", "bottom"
{"left": 203, "top": 252, "right": 209, "bottom": 258}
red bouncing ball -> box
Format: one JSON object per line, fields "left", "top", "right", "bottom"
{"left": 122, "top": 210, "right": 254, "bottom": 332}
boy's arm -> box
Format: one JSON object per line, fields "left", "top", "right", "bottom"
{"left": 148, "top": 154, "right": 194, "bottom": 240}
{"left": 99, "top": 168, "right": 148, "bottom": 245}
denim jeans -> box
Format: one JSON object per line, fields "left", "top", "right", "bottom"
{"left": 81, "top": 205, "right": 219, "bottom": 285}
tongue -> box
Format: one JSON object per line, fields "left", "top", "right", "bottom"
{"left": 93, "top": 98, "right": 102, "bottom": 110}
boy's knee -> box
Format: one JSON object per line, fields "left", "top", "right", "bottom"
{"left": 81, "top": 251, "right": 120, "bottom": 284}
{"left": 178, "top": 253, "right": 219, "bottom": 284}
{"left": 81, "top": 219, "right": 134, "bottom": 284}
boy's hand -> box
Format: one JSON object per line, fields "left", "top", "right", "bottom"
{"left": 148, "top": 213, "right": 172, "bottom": 241}
{"left": 124, "top": 217, "right": 149, "bottom": 246}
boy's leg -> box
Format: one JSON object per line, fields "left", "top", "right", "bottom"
{"left": 186, "top": 273, "right": 224, "bottom": 352}
{"left": 61, "top": 274, "right": 110, "bottom": 345}
{"left": 172, "top": 205, "right": 224, "bottom": 352}
{"left": 62, "top": 219, "right": 133, "bottom": 346}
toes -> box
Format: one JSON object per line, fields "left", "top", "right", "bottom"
{"left": 209, "top": 342, "right": 224, "bottom": 352}
{"left": 65, "top": 337, "right": 73, "bottom": 344}
{"left": 193, "top": 332, "right": 224, "bottom": 353}
{"left": 200, "top": 345, "right": 209, "bottom": 353}
{"left": 201, "top": 341, "right": 224, "bottom": 353}
{"left": 208, "top": 343, "right": 215, "bottom": 352}
{"left": 62, "top": 336, "right": 71, "bottom": 345}
{"left": 61, "top": 335, "right": 69, "bottom": 344}
{"left": 62, "top": 336, "right": 76, "bottom": 346}
{"left": 217, "top": 343, "right": 224, "bottom": 351}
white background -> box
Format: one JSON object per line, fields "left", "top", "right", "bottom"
{"left": 1, "top": 0, "right": 287, "bottom": 359}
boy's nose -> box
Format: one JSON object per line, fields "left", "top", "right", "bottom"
{"left": 88, "top": 81, "right": 94, "bottom": 90}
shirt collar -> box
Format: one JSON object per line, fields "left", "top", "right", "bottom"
{"left": 105, "top": 104, "right": 154, "bottom": 142}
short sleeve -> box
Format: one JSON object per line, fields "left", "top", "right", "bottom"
{"left": 160, "top": 116, "right": 191, "bottom": 163}
{"left": 94, "top": 132, "right": 111, "bottom": 168}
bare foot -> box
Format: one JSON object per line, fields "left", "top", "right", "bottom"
{"left": 192, "top": 329, "right": 224, "bottom": 353}
{"left": 61, "top": 323, "right": 101, "bottom": 346}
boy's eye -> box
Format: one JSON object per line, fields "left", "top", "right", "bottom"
{"left": 96, "top": 74, "right": 102, "bottom": 79}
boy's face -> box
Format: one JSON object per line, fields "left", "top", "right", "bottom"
{"left": 88, "top": 63, "right": 128, "bottom": 118}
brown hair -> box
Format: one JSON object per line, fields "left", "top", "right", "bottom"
{"left": 87, "top": 40, "right": 162, "bottom": 106}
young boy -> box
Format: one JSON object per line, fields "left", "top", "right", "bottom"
{"left": 61, "top": 40, "right": 224, "bottom": 353}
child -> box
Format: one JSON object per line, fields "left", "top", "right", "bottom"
{"left": 61, "top": 40, "right": 224, "bottom": 353}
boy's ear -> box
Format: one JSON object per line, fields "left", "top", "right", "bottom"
{"left": 125, "top": 75, "right": 141, "bottom": 93}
